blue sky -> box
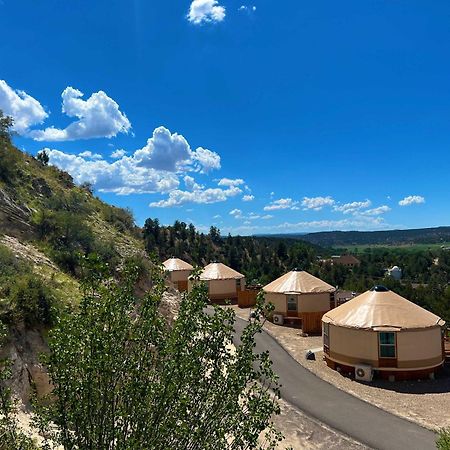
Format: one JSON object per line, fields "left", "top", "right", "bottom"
{"left": 1, "top": 0, "right": 449, "bottom": 235}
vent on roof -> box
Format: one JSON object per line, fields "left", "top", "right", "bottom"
{"left": 371, "top": 285, "right": 390, "bottom": 292}
{"left": 293, "top": 267, "right": 301, "bottom": 272}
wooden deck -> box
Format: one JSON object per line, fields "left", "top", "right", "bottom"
{"left": 445, "top": 339, "right": 450, "bottom": 361}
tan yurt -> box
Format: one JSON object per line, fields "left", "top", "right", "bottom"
{"left": 163, "top": 257, "right": 194, "bottom": 292}
{"left": 322, "top": 285, "right": 446, "bottom": 381}
{"left": 263, "top": 269, "right": 336, "bottom": 333}
{"left": 192, "top": 262, "right": 245, "bottom": 302}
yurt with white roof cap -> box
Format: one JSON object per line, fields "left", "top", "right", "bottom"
{"left": 163, "top": 257, "right": 194, "bottom": 292}
{"left": 322, "top": 285, "right": 446, "bottom": 381}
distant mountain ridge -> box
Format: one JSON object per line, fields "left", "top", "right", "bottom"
{"left": 259, "top": 227, "right": 450, "bottom": 247}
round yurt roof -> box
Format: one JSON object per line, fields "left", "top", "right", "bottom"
{"left": 163, "top": 257, "right": 194, "bottom": 272}
{"left": 322, "top": 285, "right": 445, "bottom": 330}
{"left": 199, "top": 262, "right": 244, "bottom": 280}
{"left": 263, "top": 270, "right": 335, "bottom": 294}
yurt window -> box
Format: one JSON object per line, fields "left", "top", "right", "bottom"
{"left": 323, "top": 323, "right": 330, "bottom": 349}
{"left": 379, "top": 332, "right": 396, "bottom": 358}
{"left": 287, "top": 296, "right": 298, "bottom": 312}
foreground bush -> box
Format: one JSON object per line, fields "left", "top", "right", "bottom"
{"left": 437, "top": 429, "right": 450, "bottom": 449}
{"left": 32, "top": 258, "right": 282, "bottom": 449}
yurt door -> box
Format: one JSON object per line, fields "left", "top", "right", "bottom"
{"left": 286, "top": 295, "right": 298, "bottom": 317}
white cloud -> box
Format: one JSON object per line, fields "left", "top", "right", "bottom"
{"left": 399, "top": 195, "right": 425, "bottom": 206}
{"left": 218, "top": 178, "right": 245, "bottom": 187}
{"left": 131, "top": 126, "right": 221, "bottom": 173}
{"left": 239, "top": 5, "right": 256, "bottom": 12}
{"left": 111, "top": 149, "right": 127, "bottom": 159}
{"left": 43, "top": 125, "right": 229, "bottom": 201}
{"left": 221, "top": 216, "right": 389, "bottom": 236}
{"left": 134, "top": 126, "right": 192, "bottom": 172}
{"left": 188, "top": 0, "right": 226, "bottom": 24}
{"left": 29, "top": 87, "right": 131, "bottom": 141}
{"left": 229, "top": 208, "right": 243, "bottom": 218}
{"left": 333, "top": 199, "right": 372, "bottom": 215}
{"left": 358, "top": 205, "right": 391, "bottom": 216}
{"left": 242, "top": 194, "right": 254, "bottom": 202}
{"left": 150, "top": 185, "right": 242, "bottom": 208}
{"left": 45, "top": 148, "right": 179, "bottom": 195}
{"left": 192, "top": 147, "right": 221, "bottom": 172}
{"left": 0, "top": 80, "right": 48, "bottom": 134}
{"left": 229, "top": 210, "right": 273, "bottom": 221}
{"left": 302, "top": 196, "right": 335, "bottom": 211}
{"left": 264, "top": 198, "right": 299, "bottom": 211}
{"left": 184, "top": 175, "right": 203, "bottom": 191}
{"left": 79, "top": 150, "right": 103, "bottom": 160}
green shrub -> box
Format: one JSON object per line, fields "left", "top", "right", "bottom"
{"left": 437, "top": 429, "right": 450, "bottom": 449}
{"left": 10, "top": 275, "right": 56, "bottom": 326}
{"left": 102, "top": 205, "right": 135, "bottom": 232}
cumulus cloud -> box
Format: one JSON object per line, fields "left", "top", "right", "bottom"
{"left": 30, "top": 87, "right": 131, "bottom": 141}
{"left": 333, "top": 199, "right": 372, "bottom": 215}
{"left": 187, "top": 0, "right": 226, "bottom": 24}
{"left": 358, "top": 205, "right": 391, "bottom": 216}
{"left": 229, "top": 208, "right": 243, "bottom": 218}
{"left": 218, "top": 178, "right": 245, "bottom": 187}
{"left": 129, "top": 126, "right": 221, "bottom": 174}
{"left": 302, "top": 196, "right": 335, "bottom": 211}
{"left": 134, "top": 127, "right": 193, "bottom": 172}
{"left": 43, "top": 126, "right": 222, "bottom": 196}
{"left": 184, "top": 175, "right": 203, "bottom": 191}
{"left": 111, "top": 149, "right": 127, "bottom": 159}
{"left": 229, "top": 210, "right": 272, "bottom": 221}
{"left": 0, "top": 80, "right": 48, "bottom": 134}
{"left": 220, "top": 216, "right": 388, "bottom": 236}
{"left": 399, "top": 195, "right": 425, "bottom": 206}
{"left": 150, "top": 184, "right": 242, "bottom": 208}
{"left": 192, "top": 147, "right": 221, "bottom": 172}
{"left": 78, "top": 151, "right": 103, "bottom": 160}
{"left": 242, "top": 194, "right": 254, "bottom": 202}
{"left": 45, "top": 148, "right": 179, "bottom": 195}
{"left": 264, "top": 198, "right": 299, "bottom": 211}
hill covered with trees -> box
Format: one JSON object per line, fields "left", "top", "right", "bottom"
{"left": 0, "top": 111, "right": 145, "bottom": 327}
{"left": 266, "top": 227, "right": 450, "bottom": 248}
{"left": 143, "top": 219, "right": 321, "bottom": 285}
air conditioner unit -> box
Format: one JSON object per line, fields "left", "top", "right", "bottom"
{"left": 355, "top": 364, "right": 373, "bottom": 382}
{"left": 273, "top": 314, "right": 284, "bottom": 325}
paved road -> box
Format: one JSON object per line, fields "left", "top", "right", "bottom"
{"left": 233, "top": 317, "right": 437, "bottom": 450}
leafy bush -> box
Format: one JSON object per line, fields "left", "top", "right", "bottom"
{"left": 35, "top": 259, "right": 283, "bottom": 449}
{"left": 10, "top": 275, "right": 56, "bottom": 326}
{"left": 102, "top": 205, "right": 135, "bottom": 232}
{"left": 437, "top": 429, "right": 450, "bottom": 450}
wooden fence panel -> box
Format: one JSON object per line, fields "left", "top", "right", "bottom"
{"left": 299, "top": 311, "right": 326, "bottom": 335}
{"left": 237, "top": 290, "right": 258, "bottom": 308}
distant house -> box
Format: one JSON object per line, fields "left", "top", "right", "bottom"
{"left": 163, "top": 257, "right": 194, "bottom": 292}
{"left": 332, "top": 255, "right": 361, "bottom": 268}
{"left": 386, "top": 265, "right": 402, "bottom": 280}
{"left": 335, "top": 290, "right": 358, "bottom": 306}
{"left": 322, "top": 285, "right": 446, "bottom": 381}
{"left": 263, "top": 269, "right": 336, "bottom": 334}
{"left": 190, "top": 262, "right": 245, "bottom": 302}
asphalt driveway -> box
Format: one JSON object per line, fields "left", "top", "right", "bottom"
{"left": 233, "top": 316, "right": 437, "bottom": 450}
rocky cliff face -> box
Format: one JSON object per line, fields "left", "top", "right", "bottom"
{"left": 0, "top": 188, "right": 33, "bottom": 239}
{"left": 1, "top": 325, "right": 51, "bottom": 408}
